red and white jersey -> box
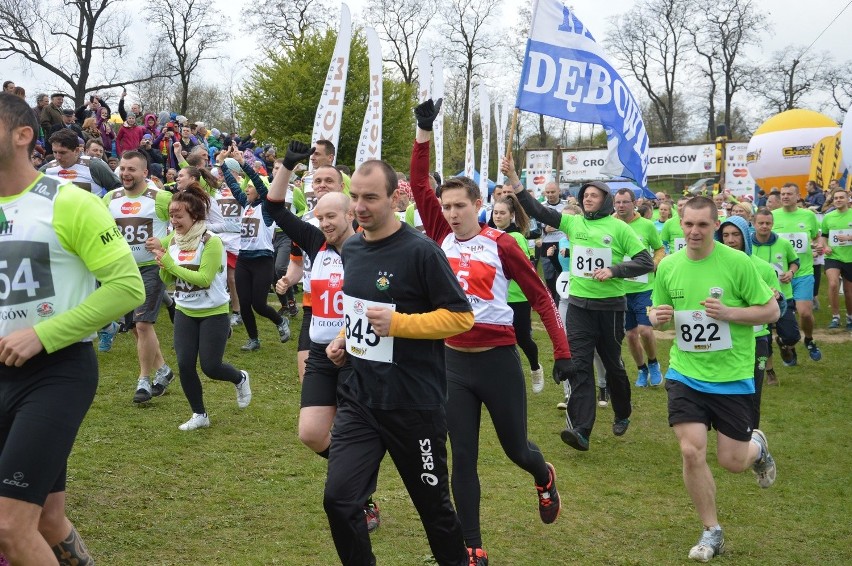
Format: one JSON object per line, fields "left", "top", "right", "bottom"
{"left": 440, "top": 226, "right": 516, "bottom": 348}
{"left": 307, "top": 242, "right": 345, "bottom": 343}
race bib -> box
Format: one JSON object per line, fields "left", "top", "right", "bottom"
{"left": 241, "top": 217, "right": 261, "bottom": 239}
{"left": 312, "top": 274, "right": 345, "bottom": 319}
{"left": 673, "top": 310, "right": 732, "bottom": 352}
{"left": 0, "top": 242, "right": 54, "bottom": 307}
{"left": 828, "top": 229, "right": 852, "bottom": 247}
{"left": 622, "top": 255, "right": 648, "bottom": 283}
{"left": 115, "top": 218, "right": 153, "bottom": 245}
{"left": 218, "top": 198, "right": 241, "bottom": 218}
{"left": 673, "top": 238, "right": 686, "bottom": 252}
{"left": 778, "top": 232, "right": 809, "bottom": 254}
{"left": 571, "top": 247, "right": 612, "bottom": 279}
{"left": 556, "top": 271, "right": 571, "bottom": 299}
{"left": 342, "top": 294, "right": 395, "bottom": 363}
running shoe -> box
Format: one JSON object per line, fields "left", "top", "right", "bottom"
{"left": 556, "top": 398, "right": 568, "bottom": 410}
{"left": 813, "top": 297, "right": 820, "bottom": 311}
{"left": 97, "top": 321, "right": 119, "bottom": 353}
{"left": 806, "top": 340, "right": 822, "bottom": 361}
{"left": 230, "top": 312, "right": 242, "bottom": 327}
{"left": 236, "top": 370, "right": 252, "bottom": 408}
{"left": 765, "top": 368, "right": 779, "bottom": 386}
{"left": 612, "top": 418, "right": 630, "bottom": 436}
{"left": 364, "top": 500, "right": 381, "bottom": 533}
{"left": 648, "top": 361, "right": 663, "bottom": 386}
{"left": 178, "top": 413, "right": 210, "bottom": 431}
{"left": 241, "top": 338, "right": 261, "bottom": 352}
{"left": 597, "top": 386, "right": 609, "bottom": 408}
{"left": 277, "top": 318, "right": 291, "bottom": 342}
{"left": 560, "top": 428, "right": 589, "bottom": 451}
{"left": 467, "top": 547, "right": 488, "bottom": 566}
{"left": 635, "top": 367, "right": 649, "bottom": 387}
{"left": 530, "top": 367, "right": 544, "bottom": 394}
{"left": 828, "top": 317, "right": 840, "bottom": 329}
{"left": 775, "top": 336, "right": 796, "bottom": 366}
{"left": 151, "top": 366, "right": 175, "bottom": 397}
{"left": 751, "top": 429, "right": 776, "bottom": 488}
{"left": 133, "top": 378, "right": 152, "bottom": 404}
{"left": 688, "top": 527, "right": 724, "bottom": 562}
{"left": 846, "top": 316, "right": 852, "bottom": 331}
{"left": 287, "top": 299, "right": 299, "bottom": 318}
{"left": 535, "top": 462, "right": 561, "bottom": 524}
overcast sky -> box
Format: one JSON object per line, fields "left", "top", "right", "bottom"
{"left": 2, "top": 0, "right": 849, "bottom": 118}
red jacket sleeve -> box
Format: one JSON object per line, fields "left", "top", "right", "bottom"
{"left": 410, "top": 140, "right": 451, "bottom": 243}
{"left": 497, "top": 233, "right": 571, "bottom": 359}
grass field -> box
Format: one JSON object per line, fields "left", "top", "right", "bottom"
{"left": 66, "top": 288, "right": 850, "bottom": 565}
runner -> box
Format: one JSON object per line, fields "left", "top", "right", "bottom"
{"left": 219, "top": 146, "right": 291, "bottom": 351}
{"left": 503, "top": 157, "right": 654, "bottom": 452}
{"left": 41, "top": 128, "right": 120, "bottom": 197}
{"left": 152, "top": 183, "right": 251, "bottom": 431}
{"left": 772, "top": 183, "right": 823, "bottom": 361}
{"left": 0, "top": 92, "right": 143, "bottom": 565}
{"left": 104, "top": 150, "right": 175, "bottom": 403}
{"left": 661, "top": 196, "right": 690, "bottom": 254}
{"left": 612, "top": 188, "right": 666, "bottom": 387}
{"left": 323, "top": 156, "right": 474, "bottom": 566}
{"left": 412, "top": 100, "right": 572, "bottom": 564}
{"left": 751, "top": 208, "right": 800, "bottom": 384}
{"left": 650, "top": 196, "right": 778, "bottom": 563}
{"left": 820, "top": 188, "right": 852, "bottom": 329}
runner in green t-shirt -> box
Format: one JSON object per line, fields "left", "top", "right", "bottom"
{"left": 660, "top": 196, "right": 689, "bottom": 253}
{"left": 772, "top": 183, "right": 822, "bottom": 361}
{"left": 503, "top": 156, "right": 654, "bottom": 452}
{"left": 650, "top": 196, "right": 778, "bottom": 563}
{"left": 613, "top": 188, "right": 666, "bottom": 389}
{"left": 819, "top": 188, "right": 852, "bottom": 329}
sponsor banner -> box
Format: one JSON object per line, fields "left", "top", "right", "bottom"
{"left": 417, "top": 49, "right": 431, "bottom": 102}
{"left": 355, "top": 26, "right": 382, "bottom": 169}
{"left": 724, "top": 142, "right": 755, "bottom": 197}
{"left": 516, "top": 1, "right": 649, "bottom": 186}
{"left": 560, "top": 145, "right": 716, "bottom": 180}
{"left": 310, "top": 3, "right": 352, "bottom": 168}
{"left": 495, "top": 100, "right": 509, "bottom": 185}
{"left": 809, "top": 133, "right": 843, "bottom": 189}
{"left": 432, "top": 58, "right": 445, "bottom": 177}
{"left": 479, "top": 84, "right": 491, "bottom": 195}
{"left": 526, "top": 149, "right": 554, "bottom": 197}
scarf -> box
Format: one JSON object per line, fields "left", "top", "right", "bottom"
{"left": 174, "top": 221, "right": 208, "bottom": 251}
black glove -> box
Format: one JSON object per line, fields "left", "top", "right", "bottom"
{"left": 553, "top": 358, "right": 577, "bottom": 384}
{"left": 283, "top": 140, "right": 314, "bottom": 171}
{"left": 414, "top": 98, "right": 443, "bottom": 131}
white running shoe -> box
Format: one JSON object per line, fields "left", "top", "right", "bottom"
{"left": 236, "top": 370, "right": 252, "bottom": 409}
{"left": 688, "top": 527, "right": 724, "bottom": 562}
{"left": 530, "top": 367, "right": 545, "bottom": 394}
{"left": 556, "top": 398, "right": 568, "bottom": 410}
{"left": 178, "top": 413, "right": 210, "bottom": 431}
{"left": 751, "top": 429, "right": 776, "bottom": 488}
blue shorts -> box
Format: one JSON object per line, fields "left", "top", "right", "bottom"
{"left": 791, "top": 275, "right": 815, "bottom": 302}
{"left": 625, "top": 289, "right": 652, "bottom": 330}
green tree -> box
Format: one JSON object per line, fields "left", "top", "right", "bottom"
{"left": 236, "top": 30, "right": 416, "bottom": 172}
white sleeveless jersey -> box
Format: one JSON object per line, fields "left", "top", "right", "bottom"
{"left": 300, "top": 216, "right": 320, "bottom": 297}
{"left": 107, "top": 188, "right": 169, "bottom": 264}
{"left": 240, "top": 202, "right": 274, "bottom": 252}
{"left": 211, "top": 189, "right": 241, "bottom": 255}
{"left": 440, "top": 226, "right": 513, "bottom": 326}
{"left": 169, "top": 234, "right": 230, "bottom": 311}
{"left": 307, "top": 243, "right": 345, "bottom": 343}
{"left": 0, "top": 177, "right": 96, "bottom": 338}
{"left": 44, "top": 155, "right": 105, "bottom": 196}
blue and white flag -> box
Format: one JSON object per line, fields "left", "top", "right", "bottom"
{"left": 516, "top": 1, "right": 650, "bottom": 186}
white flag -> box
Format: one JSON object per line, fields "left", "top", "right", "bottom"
{"left": 417, "top": 49, "right": 431, "bottom": 102}
{"left": 355, "top": 27, "right": 383, "bottom": 168}
{"left": 432, "top": 58, "right": 445, "bottom": 178}
{"left": 495, "top": 100, "right": 509, "bottom": 185}
{"left": 310, "top": 3, "right": 352, "bottom": 168}
{"left": 478, "top": 84, "right": 491, "bottom": 196}
{"left": 464, "top": 85, "right": 475, "bottom": 179}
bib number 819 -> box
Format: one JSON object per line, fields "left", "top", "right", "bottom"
{"left": 576, "top": 256, "right": 605, "bottom": 271}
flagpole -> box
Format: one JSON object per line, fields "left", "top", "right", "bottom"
{"left": 506, "top": 107, "right": 519, "bottom": 161}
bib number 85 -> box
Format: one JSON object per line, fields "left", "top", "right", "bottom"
{"left": 679, "top": 322, "right": 720, "bottom": 343}
{"left": 344, "top": 314, "right": 380, "bottom": 347}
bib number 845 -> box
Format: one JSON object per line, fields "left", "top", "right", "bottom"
{"left": 344, "top": 314, "right": 380, "bottom": 347}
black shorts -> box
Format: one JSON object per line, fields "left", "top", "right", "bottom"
{"left": 300, "top": 340, "right": 347, "bottom": 407}
{"left": 666, "top": 379, "right": 754, "bottom": 442}
{"left": 0, "top": 343, "right": 98, "bottom": 505}
{"left": 125, "top": 264, "right": 165, "bottom": 325}
{"left": 824, "top": 258, "right": 852, "bottom": 282}
{"left": 297, "top": 306, "right": 313, "bottom": 351}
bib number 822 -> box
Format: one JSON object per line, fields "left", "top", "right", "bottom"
{"left": 679, "top": 322, "right": 720, "bottom": 343}
{"left": 344, "top": 314, "right": 380, "bottom": 347}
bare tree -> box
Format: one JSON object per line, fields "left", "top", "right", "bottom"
{"left": 755, "top": 47, "right": 829, "bottom": 113}
{"left": 822, "top": 60, "right": 852, "bottom": 119}
{"left": 365, "top": 0, "right": 430, "bottom": 84}
{"left": 439, "top": 0, "right": 501, "bottom": 127}
{"left": 0, "top": 0, "right": 168, "bottom": 106}
{"left": 245, "top": 0, "right": 331, "bottom": 51}
{"left": 146, "top": 0, "right": 226, "bottom": 116}
{"left": 607, "top": 0, "right": 692, "bottom": 142}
